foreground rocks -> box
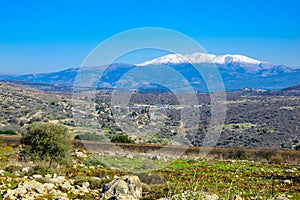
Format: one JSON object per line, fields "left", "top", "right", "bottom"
{"left": 1, "top": 169, "right": 292, "bottom": 200}
{"left": 3, "top": 175, "right": 98, "bottom": 200}
{"left": 4, "top": 179, "right": 68, "bottom": 200}
{"left": 101, "top": 175, "right": 142, "bottom": 200}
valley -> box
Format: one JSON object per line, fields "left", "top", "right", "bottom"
{"left": 0, "top": 81, "right": 299, "bottom": 150}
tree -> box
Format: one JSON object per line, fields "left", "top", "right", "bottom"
{"left": 21, "top": 122, "right": 71, "bottom": 166}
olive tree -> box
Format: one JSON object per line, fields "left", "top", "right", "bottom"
{"left": 21, "top": 122, "right": 71, "bottom": 166}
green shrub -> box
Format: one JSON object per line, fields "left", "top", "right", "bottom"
{"left": 20, "top": 122, "right": 71, "bottom": 166}
{"left": 110, "top": 134, "right": 134, "bottom": 143}
{"left": 27, "top": 165, "right": 55, "bottom": 176}
{"left": 5, "top": 165, "right": 22, "bottom": 173}
{"left": 0, "top": 130, "right": 18, "bottom": 135}
{"left": 136, "top": 173, "right": 165, "bottom": 185}
{"left": 75, "top": 133, "right": 104, "bottom": 142}
{"left": 142, "top": 184, "right": 169, "bottom": 200}
{"left": 74, "top": 176, "right": 103, "bottom": 189}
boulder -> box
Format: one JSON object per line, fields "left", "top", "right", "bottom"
{"left": 275, "top": 194, "right": 290, "bottom": 200}
{"left": 22, "top": 180, "right": 45, "bottom": 194}
{"left": 49, "top": 176, "right": 67, "bottom": 184}
{"left": 44, "top": 183, "right": 56, "bottom": 191}
{"left": 32, "top": 174, "right": 43, "bottom": 179}
{"left": 72, "top": 150, "right": 87, "bottom": 158}
{"left": 102, "top": 175, "right": 142, "bottom": 200}
{"left": 3, "top": 180, "right": 45, "bottom": 199}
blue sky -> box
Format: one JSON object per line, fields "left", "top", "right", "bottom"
{"left": 0, "top": 0, "right": 300, "bottom": 74}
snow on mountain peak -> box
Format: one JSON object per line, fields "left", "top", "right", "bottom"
{"left": 137, "top": 53, "right": 264, "bottom": 66}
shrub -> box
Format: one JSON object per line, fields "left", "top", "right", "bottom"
{"left": 5, "top": 165, "right": 22, "bottom": 173}
{"left": 0, "top": 130, "right": 18, "bottom": 135}
{"left": 27, "top": 165, "right": 55, "bottom": 176}
{"left": 136, "top": 173, "right": 165, "bottom": 185}
{"left": 269, "top": 155, "right": 284, "bottom": 164}
{"left": 20, "top": 122, "right": 71, "bottom": 166}
{"left": 74, "top": 176, "right": 104, "bottom": 189}
{"left": 110, "top": 134, "right": 134, "bottom": 143}
{"left": 74, "top": 133, "right": 104, "bottom": 142}
{"left": 255, "top": 149, "right": 276, "bottom": 161}
{"left": 295, "top": 144, "right": 300, "bottom": 150}
{"left": 228, "top": 148, "right": 248, "bottom": 160}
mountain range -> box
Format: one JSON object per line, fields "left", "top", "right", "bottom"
{"left": 0, "top": 53, "right": 299, "bottom": 92}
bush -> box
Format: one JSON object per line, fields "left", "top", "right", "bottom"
{"left": 5, "top": 165, "right": 22, "bottom": 173}
{"left": 269, "top": 155, "right": 284, "bottom": 164}
{"left": 75, "top": 133, "right": 104, "bottom": 142}
{"left": 228, "top": 148, "right": 248, "bottom": 160}
{"left": 74, "top": 176, "right": 104, "bottom": 189}
{"left": 110, "top": 134, "right": 134, "bottom": 144}
{"left": 0, "top": 130, "right": 18, "bottom": 135}
{"left": 20, "top": 122, "right": 71, "bottom": 166}
{"left": 27, "top": 165, "right": 55, "bottom": 176}
{"left": 295, "top": 144, "right": 300, "bottom": 150}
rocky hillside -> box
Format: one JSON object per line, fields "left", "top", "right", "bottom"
{"left": 0, "top": 82, "right": 300, "bottom": 149}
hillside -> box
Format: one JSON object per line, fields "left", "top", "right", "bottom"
{"left": 0, "top": 82, "right": 73, "bottom": 131}
{"left": 0, "top": 82, "right": 299, "bottom": 150}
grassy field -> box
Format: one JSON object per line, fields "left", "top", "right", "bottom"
{"left": 0, "top": 140, "right": 299, "bottom": 199}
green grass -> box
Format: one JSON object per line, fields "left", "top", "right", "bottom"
{"left": 0, "top": 145, "right": 299, "bottom": 199}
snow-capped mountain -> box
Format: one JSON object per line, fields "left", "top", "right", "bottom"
{"left": 0, "top": 53, "right": 299, "bottom": 92}
{"left": 137, "top": 53, "right": 265, "bottom": 66}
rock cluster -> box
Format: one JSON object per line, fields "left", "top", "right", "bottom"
{"left": 3, "top": 174, "right": 98, "bottom": 200}
{"left": 101, "top": 175, "right": 142, "bottom": 200}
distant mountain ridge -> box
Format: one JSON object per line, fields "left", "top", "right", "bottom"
{"left": 0, "top": 53, "right": 299, "bottom": 92}
{"left": 0, "top": 68, "right": 78, "bottom": 86}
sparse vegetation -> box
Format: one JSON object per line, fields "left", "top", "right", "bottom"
{"left": 0, "top": 82, "right": 299, "bottom": 149}
{"left": 27, "top": 165, "right": 55, "bottom": 176}
{"left": 0, "top": 143, "right": 299, "bottom": 199}
{"left": 0, "top": 81, "right": 300, "bottom": 199}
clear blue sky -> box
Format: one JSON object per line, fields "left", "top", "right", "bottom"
{"left": 0, "top": 0, "right": 299, "bottom": 74}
